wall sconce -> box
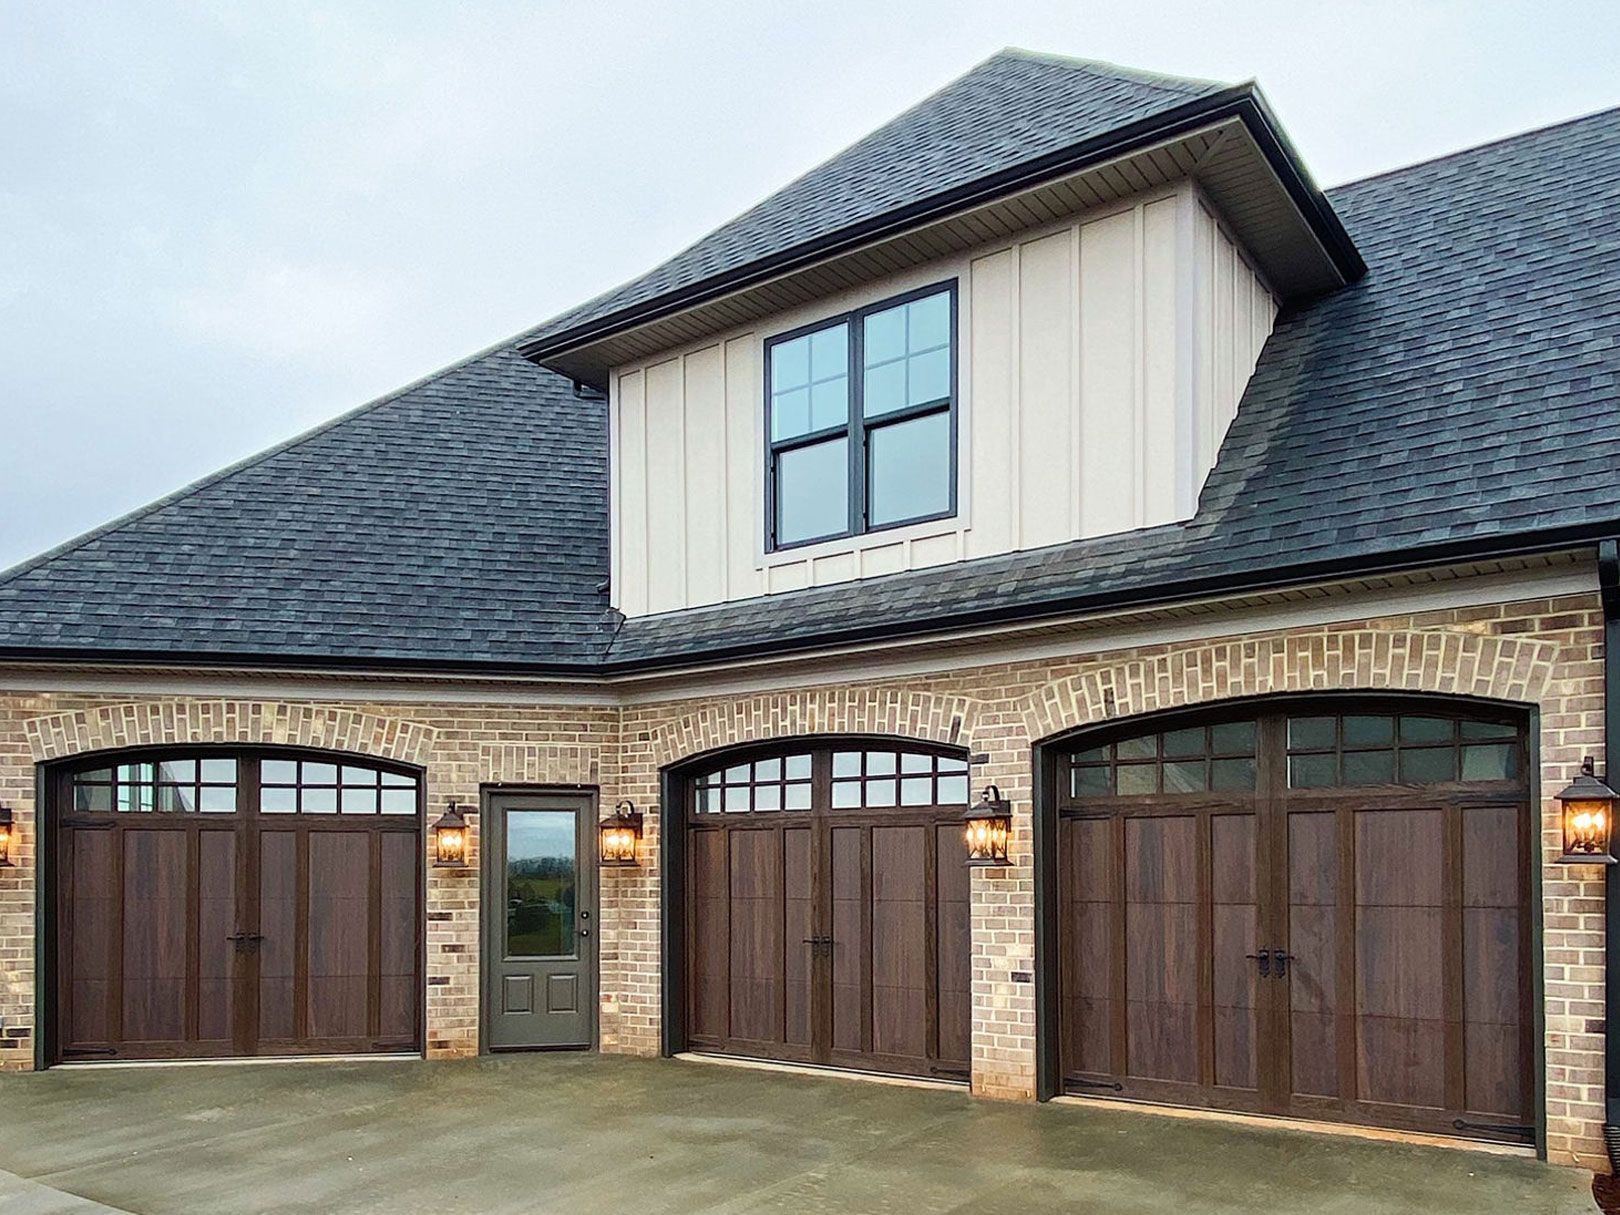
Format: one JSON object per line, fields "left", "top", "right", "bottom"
{"left": 0, "top": 804, "right": 12, "bottom": 867}
{"left": 431, "top": 801, "right": 471, "bottom": 868}
{"left": 963, "top": 786, "right": 1012, "bottom": 867}
{"left": 1555, "top": 758, "right": 1617, "bottom": 864}
{"left": 599, "top": 800, "right": 643, "bottom": 867}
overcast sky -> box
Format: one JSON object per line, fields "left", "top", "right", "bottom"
{"left": 2, "top": 1, "right": 1617, "bottom": 572}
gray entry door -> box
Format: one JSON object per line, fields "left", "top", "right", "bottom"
{"left": 484, "top": 791, "right": 597, "bottom": 1050}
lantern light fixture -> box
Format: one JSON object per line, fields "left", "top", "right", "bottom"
{"left": 1555, "top": 757, "right": 1617, "bottom": 865}
{"left": 431, "top": 801, "right": 471, "bottom": 868}
{"left": 963, "top": 785, "right": 1012, "bottom": 868}
{"left": 0, "top": 804, "right": 12, "bottom": 867}
{"left": 600, "top": 800, "right": 643, "bottom": 867}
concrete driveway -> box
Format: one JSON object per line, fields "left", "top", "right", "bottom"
{"left": 0, "top": 1054, "right": 1595, "bottom": 1214}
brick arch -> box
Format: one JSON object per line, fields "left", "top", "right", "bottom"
{"left": 24, "top": 700, "right": 436, "bottom": 768}
{"left": 649, "top": 687, "right": 984, "bottom": 769}
{"left": 1020, "top": 629, "right": 1558, "bottom": 743}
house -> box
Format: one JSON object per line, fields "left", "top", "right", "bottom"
{"left": 2, "top": 49, "right": 1618, "bottom": 1172}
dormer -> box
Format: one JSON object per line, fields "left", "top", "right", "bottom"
{"left": 519, "top": 52, "right": 1362, "bottom": 618}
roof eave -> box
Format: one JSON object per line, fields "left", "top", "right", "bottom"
{"left": 516, "top": 83, "right": 1365, "bottom": 376}
{"left": 0, "top": 526, "right": 1601, "bottom": 681}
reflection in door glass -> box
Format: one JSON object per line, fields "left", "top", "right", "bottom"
{"left": 506, "top": 810, "right": 576, "bottom": 958}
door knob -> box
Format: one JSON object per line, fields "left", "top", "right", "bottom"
{"left": 1244, "top": 949, "right": 1272, "bottom": 977}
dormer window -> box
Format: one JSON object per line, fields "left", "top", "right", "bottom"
{"left": 765, "top": 281, "right": 958, "bottom": 550}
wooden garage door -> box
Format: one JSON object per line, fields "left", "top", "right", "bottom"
{"left": 1055, "top": 701, "right": 1534, "bottom": 1143}
{"left": 685, "top": 743, "right": 973, "bottom": 1080}
{"left": 51, "top": 751, "right": 423, "bottom": 1063}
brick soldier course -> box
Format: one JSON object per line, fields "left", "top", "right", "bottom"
{"left": 2, "top": 592, "right": 1605, "bottom": 1165}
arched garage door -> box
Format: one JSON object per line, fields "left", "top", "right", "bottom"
{"left": 1053, "top": 699, "right": 1534, "bottom": 1143}
{"left": 683, "top": 741, "right": 973, "bottom": 1080}
{"left": 48, "top": 750, "right": 423, "bottom": 1063}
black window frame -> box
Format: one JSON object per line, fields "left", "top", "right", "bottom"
{"left": 763, "top": 278, "right": 959, "bottom": 552}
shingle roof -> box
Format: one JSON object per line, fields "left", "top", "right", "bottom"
{"left": 515, "top": 51, "right": 1230, "bottom": 358}
{"left": 1, "top": 91, "right": 1616, "bottom": 673}
{"left": 0, "top": 347, "right": 614, "bottom": 666}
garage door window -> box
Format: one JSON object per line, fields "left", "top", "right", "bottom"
{"left": 72, "top": 759, "right": 239, "bottom": 814}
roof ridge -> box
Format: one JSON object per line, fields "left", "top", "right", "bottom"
{"left": 995, "top": 48, "right": 1228, "bottom": 96}
{"left": 0, "top": 336, "right": 525, "bottom": 590}
{"left": 1328, "top": 101, "right": 1620, "bottom": 194}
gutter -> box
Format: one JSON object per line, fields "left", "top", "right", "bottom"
{"left": 515, "top": 83, "right": 1365, "bottom": 375}
{"left": 1599, "top": 539, "right": 1620, "bottom": 1169}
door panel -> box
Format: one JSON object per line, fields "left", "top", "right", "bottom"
{"left": 256, "top": 830, "right": 299, "bottom": 1043}
{"left": 1285, "top": 810, "right": 1340, "bottom": 1099}
{"left": 829, "top": 825, "right": 864, "bottom": 1056}
{"left": 195, "top": 829, "right": 238, "bottom": 1045}
{"left": 483, "top": 794, "right": 597, "bottom": 1051}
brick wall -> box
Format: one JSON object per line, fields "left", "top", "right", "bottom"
{"left": 0, "top": 591, "right": 1607, "bottom": 1166}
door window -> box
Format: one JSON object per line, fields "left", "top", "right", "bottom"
{"left": 505, "top": 810, "right": 578, "bottom": 958}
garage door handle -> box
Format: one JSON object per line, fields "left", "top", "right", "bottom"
{"left": 1244, "top": 950, "right": 1271, "bottom": 977}
{"left": 226, "top": 932, "right": 264, "bottom": 945}
{"left": 1271, "top": 950, "right": 1293, "bottom": 978}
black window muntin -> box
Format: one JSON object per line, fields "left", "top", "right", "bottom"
{"left": 764, "top": 279, "right": 959, "bottom": 552}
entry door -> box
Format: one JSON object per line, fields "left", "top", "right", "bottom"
{"left": 484, "top": 792, "right": 597, "bottom": 1050}
{"left": 1056, "top": 705, "right": 1534, "bottom": 1143}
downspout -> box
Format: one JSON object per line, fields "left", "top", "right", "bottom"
{"left": 1598, "top": 539, "right": 1620, "bottom": 1168}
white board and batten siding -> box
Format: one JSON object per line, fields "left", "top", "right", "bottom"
{"left": 610, "top": 180, "right": 1278, "bottom": 618}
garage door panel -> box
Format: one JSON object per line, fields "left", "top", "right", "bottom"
{"left": 67, "top": 830, "right": 117, "bottom": 1048}
{"left": 728, "top": 830, "right": 783, "bottom": 1043}
{"left": 257, "top": 829, "right": 299, "bottom": 1042}
{"left": 783, "top": 827, "right": 814, "bottom": 1048}
{"left": 55, "top": 752, "right": 423, "bottom": 1063}
{"left": 687, "top": 745, "right": 972, "bottom": 1080}
{"left": 196, "top": 829, "right": 238, "bottom": 1044}
{"left": 378, "top": 831, "right": 420, "bottom": 1043}
{"left": 307, "top": 833, "right": 373, "bottom": 1042}
{"left": 1057, "top": 704, "right": 1532, "bottom": 1142}
{"left": 120, "top": 830, "right": 188, "bottom": 1045}
{"left": 830, "top": 826, "right": 863, "bottom": 1054}
{"left": 934, "top": 823, "right": 971, "bottom": 1068}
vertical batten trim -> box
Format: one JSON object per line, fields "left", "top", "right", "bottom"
{"left": 1173, "top": 185, "right": 1200, "bottom": 519}
{"left": 1131, "top": 201, "right": 1146, "bottom": 529}
{"left": 1068, "top": 220, "right": 1083, "bottom": 540}
{"left": 1009, "top": 241, "right": 1024, "bottom": 548}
